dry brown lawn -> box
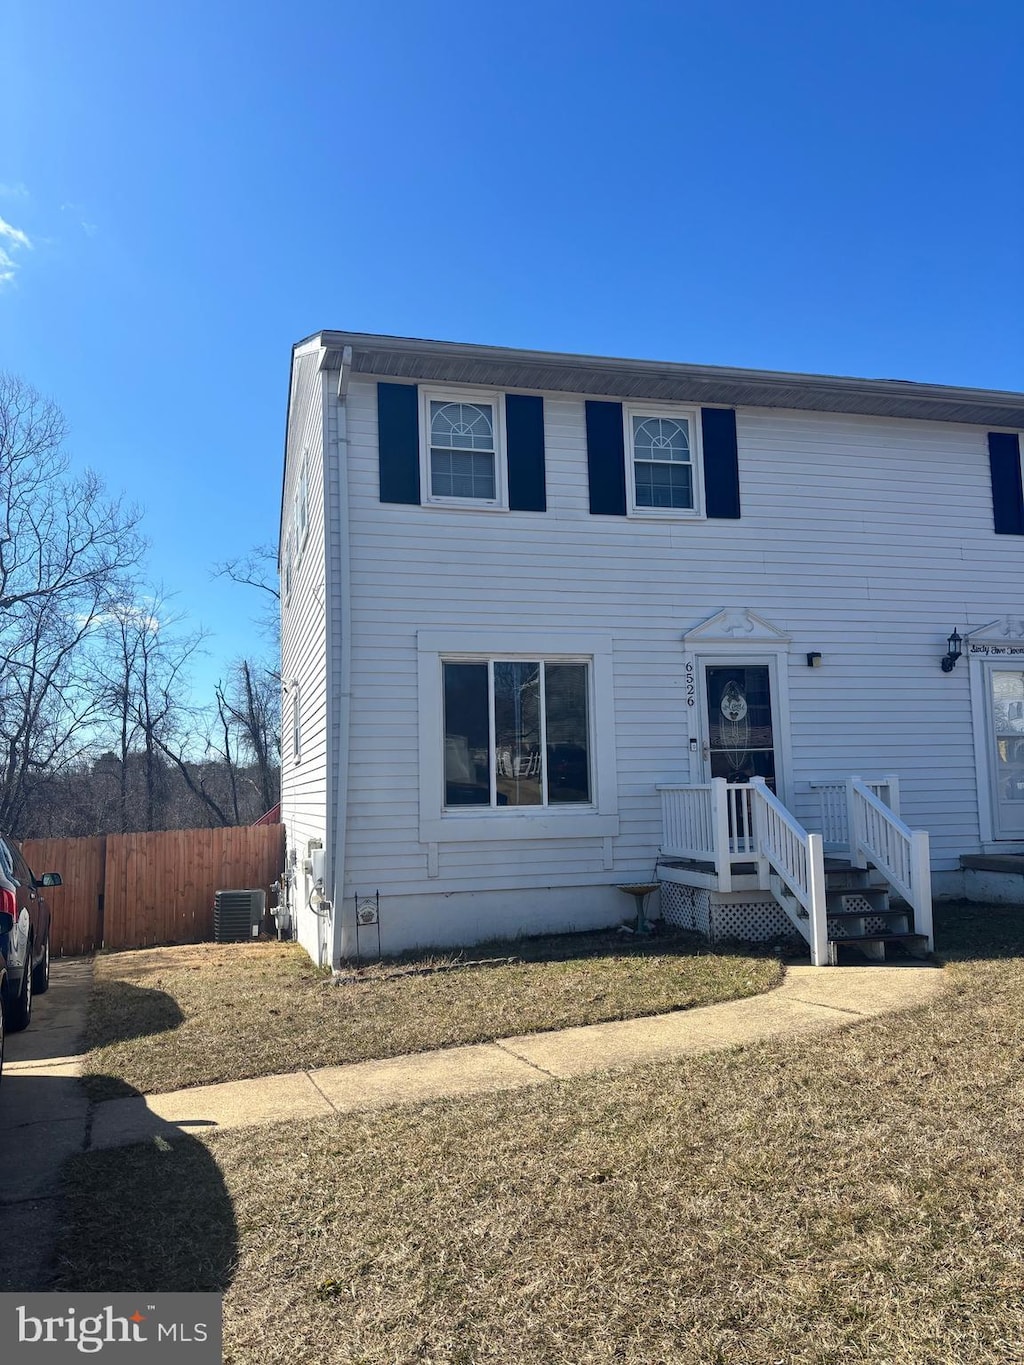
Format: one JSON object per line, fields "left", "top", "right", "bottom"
{"left": 81, "top": 929, "right": 782, "bottom": 1098}
{"left": 56, "top": 903, "right": 1024, "bottom": 1364}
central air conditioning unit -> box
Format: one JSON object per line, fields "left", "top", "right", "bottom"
{"left": 214, "top": 889, "right": 266, "bottom": 943}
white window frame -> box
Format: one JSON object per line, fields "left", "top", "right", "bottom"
{"left": 624, "top": 403, "right": 704, "bottom": 520}
{"left": 283, "top": 530, "right": 293, "bottom": 602}
{"left": 419, "top": 387, "right": 508, "bottom": 511}
{"left": 417, "top": 630, "right": 618, "bottom": 841}
{"left": 291, "top": 685, "right": 301, "bottom": 764}
{"left": 294, "top": 451, "right": 310, "bottom": 564}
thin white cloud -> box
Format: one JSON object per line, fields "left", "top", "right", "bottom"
{"left": 75, "top": 607, "right": 162, "bottom": 635}
{"left": 0, "top": 216, "right": 30, "bottom": 250}
{"left": 0, "top": 182, "right": 30, "bottom": 200}
{"left": 0, "top": 214, "right": 31, "bottom": 288}
{"left": 60, "top": 202, "right": 99, "bottom": 238}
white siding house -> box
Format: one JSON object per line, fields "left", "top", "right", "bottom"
{"left": 279, "top": 331, "right": 1024, "bottom": 966}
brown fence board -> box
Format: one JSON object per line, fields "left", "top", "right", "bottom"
{"left": 103, "top": 824, "right": 285, "bottom": 951}
{"left": 18, "top": 825, "right": 284, "bottom": 955}
{"left": 20, "top": 836, "right": 106, "bottom": 957}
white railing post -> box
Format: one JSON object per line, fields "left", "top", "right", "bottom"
{"left": 847, "top": 776, "right": 867, "bottom": 868}
{"left": 711, "top": 777, "right": 732, "bottom": 893}
{"left": 910, "top": 830, "right": 933, "bottom": 952}
{"left": 882, "top": 773, "right": 901, "bottom": 818}
{"left": 806, "top": 832, "right": 830, "bottom": 966}
{"left": 749, "top": 778, "right": 771, "bottom": 888}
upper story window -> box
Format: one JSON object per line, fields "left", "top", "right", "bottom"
{"left": 625, "top": 405, "right": 703, "bottom": 517}
{"left": 295, "top": 451, "right": 310, "bottom": 561}
{"left": 283, "top": 531, "right": 293, "bottom": 600}
{"left": 420, "top": 389, "right": 507, "bottom": 509}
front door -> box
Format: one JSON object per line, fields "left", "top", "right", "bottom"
{"left": 703, "top": 663, "right": 777, "bottom": 793}
{"left": 987, "top": 668, "right": 1024, "bottom": 838}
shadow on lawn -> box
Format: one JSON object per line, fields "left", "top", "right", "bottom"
{"left": 85, "top": 979, "right": 185, "bottom": 1049}
{"left": 83, "top": 980, "right": 187, "bottom": 1101}
{"left": 933, "top": 900, "right": 1024, "bottom": 962}
{"left": 53, "top": 1086, "right": 239, "bottom": 1295}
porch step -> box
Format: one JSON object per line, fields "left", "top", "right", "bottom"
{"left": 822, "top": 867, "right": 922, "bottom": 959}
{"left": 826, "top": 908, "right": 904, "bottom": 921}
{"left": 825, "top": 890, "right": 890, "bottom": 915}
{"left": 829, "top": 931, "right": 931, "bottom": 963}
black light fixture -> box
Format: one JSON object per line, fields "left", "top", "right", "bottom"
{"left": 941, "top": 628, "right": 963, "bottom": 673}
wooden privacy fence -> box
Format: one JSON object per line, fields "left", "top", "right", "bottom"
{"left": 20, "top": 824, "right": 285, "bottom": 956}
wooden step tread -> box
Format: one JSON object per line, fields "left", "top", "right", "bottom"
{"left": 826, "top": 909, "right": 907, "bottom": 921}
{"left": 828, "top": 932, "right": 929, "bottom": 945}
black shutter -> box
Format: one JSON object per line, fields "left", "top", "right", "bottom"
{"left": 701, "top": 408, "right": 741, "bottom": 519}
{"left": 505, "top": 394, "right": 546, "bottom": 512}
{"left": 377, "top": 383, "right": 420, "bottom": 504}
{"left": 586, "top": 400, "right": 627, "bottom": 516}
{"left": 988, "top": 432, "right": 1024, "bottom": 535}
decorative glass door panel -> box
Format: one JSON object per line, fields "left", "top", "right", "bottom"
{"left": 704, "top": 665, "right": 777, "bottom": 793}
{"left": 989, "top": 669, "right": 1024, "bottom": 838}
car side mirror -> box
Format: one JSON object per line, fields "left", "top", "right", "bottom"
{"left": 0, "top": 909, "right": 14, "bottom": 935}
{"left": 39, "top": 872, "right": 62, "bottom": 888}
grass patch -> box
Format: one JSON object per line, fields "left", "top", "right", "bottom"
{"left": 55, "top": 902, "right": 1024, "bottom": 1363}
{"left": 81, "top": 929, "right": 782, "bottom": 1099}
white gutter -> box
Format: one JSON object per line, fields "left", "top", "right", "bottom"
{"left": 327, "top": 352, "right": 354, "bottom": 964}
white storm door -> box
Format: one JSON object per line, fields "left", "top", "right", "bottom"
{"left": 701, "top": 662, "right": 778, "bottom": 794}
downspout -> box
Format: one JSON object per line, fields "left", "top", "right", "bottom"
{"left": 327, "top": 346, "right": 354, "bottom": 964}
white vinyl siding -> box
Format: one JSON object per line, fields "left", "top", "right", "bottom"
{"left": 334, "top": 376, "right": 1014, "bottom": 939}
{"left": 279, "top": 347, "right": 329, "bottom": 962}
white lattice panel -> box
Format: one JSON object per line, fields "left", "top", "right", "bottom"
{"left": 710, "top": 899, "right": 794, "bottom": 943}
{"left": 838, "top": 893, "right": 876, "bottom": 915}
{"left": 660, "top": 883, "right": 804, "bottom": 946}
{"left": 827, "top": 915, "right": 890, "bottom": 937}
{"left": 660, "top": 883, "right": 711, "bottom": 936}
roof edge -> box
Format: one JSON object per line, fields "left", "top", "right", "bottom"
{"left": 315, "top": 327, "right": 1024, "bottom": 406}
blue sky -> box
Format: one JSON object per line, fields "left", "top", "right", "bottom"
{"left": 1, "top": 0, "right": 1021, "bottom": 699}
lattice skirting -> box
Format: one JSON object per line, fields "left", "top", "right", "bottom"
{"left": 660, "top": 882, "right": 712, "bottom": 936}
{"left": 660, "top": 884, "right": 798, "bottom": 944}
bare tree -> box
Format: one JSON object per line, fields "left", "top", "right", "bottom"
{"left": 211, "top": 539, "right": 282, "bottom": 818}
{"left": 0, "top": 375, "right": 144, "bottom": 833}
{"left": 93, "top": 590, "right": 207, "bottom": 831}
{"left": 216, "top": 659, "right": 280, "bottom": 814}
{"left": 212, "top": 543, "right": 280, "bottom": 656}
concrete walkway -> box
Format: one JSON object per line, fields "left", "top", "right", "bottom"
{"left": 89, "top": 961, "right": 944, "bottom": 1152}
{"left": 0, "top": 957, "right": 94, "bottom": 1291}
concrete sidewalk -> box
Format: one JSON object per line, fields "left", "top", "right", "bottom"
{"left": 89, "top": 961, "right": 944, "bottom": 1152}
{"left": 0, "top": 957, "right": 94, "bottom": 1290}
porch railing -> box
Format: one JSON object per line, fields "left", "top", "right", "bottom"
{"left": 748, "top": 777, "right": 829, "bottom": 966}
{"left": 808, "top": 776, "right": 900, "bottom": 852}
{"left": 656, "top": 779, "right": 755, "bottom": 893}
{"left": 848, "top": 778, "right": 933, "bottom": 952}
{"left": 658, "top": 773, "right": 933, "bottom": 965}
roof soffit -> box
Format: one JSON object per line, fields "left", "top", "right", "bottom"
{"left": 312, "top": 332, "right": 1024, "bottom": 428}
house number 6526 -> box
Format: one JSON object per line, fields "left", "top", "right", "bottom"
{"left": 685, "top": 661, "right": 695, "bottom": 706}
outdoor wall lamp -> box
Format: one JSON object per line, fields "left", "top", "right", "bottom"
{"left": 806, "top": 652, "right": 822, "bottom": 668}
{"left": 941, "top": 628, "right": 963, "bottom": 673}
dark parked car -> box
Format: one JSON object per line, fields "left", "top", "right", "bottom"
{"left": 0, "top": 837, "right": 61, "bottom": 1037}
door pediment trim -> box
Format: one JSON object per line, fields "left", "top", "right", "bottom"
{"left": 683, "top": 608, "right": 791, "bottom": 645}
